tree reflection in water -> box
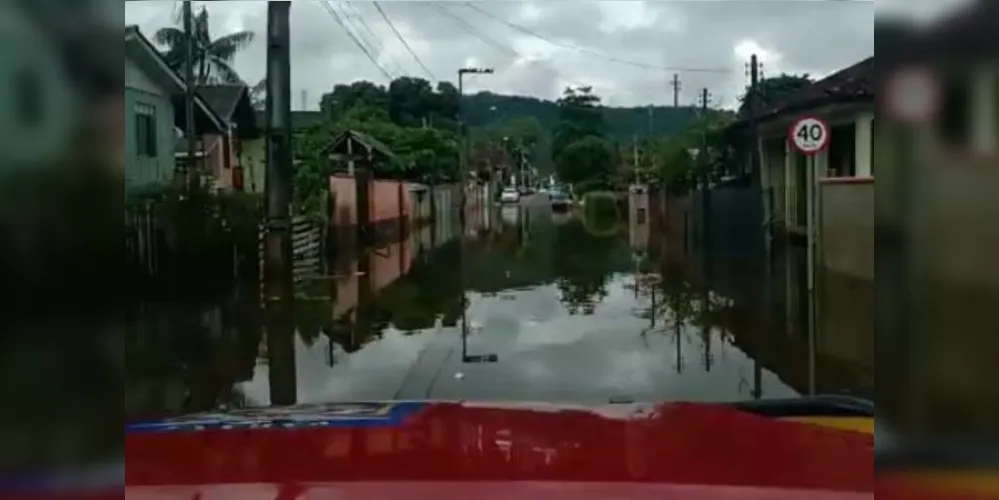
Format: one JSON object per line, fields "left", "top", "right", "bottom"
{"left": 552, "top": 215, "right": 618, "bottom": 315}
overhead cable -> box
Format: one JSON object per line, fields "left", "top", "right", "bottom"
{"left": 336, "top": 1, "right": 408, "bottom": 76}
{"left": 463, "top": 3, "right": 731, "bottom": 74}
{"left": 373, "top": 1, "right": 436, "bottom": 80}
{"left": 318, "top": 0, "right": 393, "bottom": 80}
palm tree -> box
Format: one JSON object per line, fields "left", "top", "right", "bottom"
{"left": 154, "top": 6, "right": 254, "bottom": 84}
{"left": 249, "top": 77, "right": 266, "bottom": 110}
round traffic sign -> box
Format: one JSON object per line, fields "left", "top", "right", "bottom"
{"left": 789, "top": 116, "right": 829, "bottom": 155}
{"left": 885, "top": 66, "right": 939, "bottom": 124}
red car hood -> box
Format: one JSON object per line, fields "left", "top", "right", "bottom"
{"left": 126, "top": 482, "right": 869, "bottom": 499}
{"left": 126, "top": 401, "right": 873, "bottom": 497}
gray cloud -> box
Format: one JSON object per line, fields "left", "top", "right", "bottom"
{"left": 125, "top": 0, "right": 874, "bottom": 109}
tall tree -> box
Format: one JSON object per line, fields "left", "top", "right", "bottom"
{"left": 555, "top": 136, "right": 615, "bottom": 192}
{"left": 154, "top": 6, "right": 254, "bottom": 84}
{"left": 552, "top": 86, "right": 605, "bottom": 160}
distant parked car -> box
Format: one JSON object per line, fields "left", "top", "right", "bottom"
{"left": 500, "top": 187, "right": 520, "bottom": 204}
{"left": 550, "top": 189, "right": 571, "bottom": 212}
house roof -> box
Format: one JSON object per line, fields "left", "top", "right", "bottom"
{"left": 325, "top": 130, "right": 395, "bottom": 160}
{"left": 727, "top": 56, "right": 873, "bottom": 131}
{"left": 758, "top": 57, "right": 873, "bottom": 123}
{"left": 125, "top": 26, "right": 225, "bottom": 134}
{"left": 196, "top": 85, "right": 259, "bottom": 137}
{"left": 196, "top": 85, "right": 246, "bottom": 120}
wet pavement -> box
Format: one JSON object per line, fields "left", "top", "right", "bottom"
{"left": 125, "top": 194, "right": 872, "bottom": 418}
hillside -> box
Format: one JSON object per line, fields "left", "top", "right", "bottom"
{"left": 460, "top": 91, "right": 702, "bottom": 141}
{"left": 317, "top": 78, "right": 703, "bottom": 143}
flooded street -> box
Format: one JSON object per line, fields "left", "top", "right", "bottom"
{"left": 126, "top": 195, "right": 872, "bottom": 418}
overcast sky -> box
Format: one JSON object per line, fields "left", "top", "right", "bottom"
{"left": 124, "top": 0, "right": 957, "bottom": 110}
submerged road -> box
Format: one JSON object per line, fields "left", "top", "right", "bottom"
{"left": 126, "top": 194, "right": 872, "bottom": 416}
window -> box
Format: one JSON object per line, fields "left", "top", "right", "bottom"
{"left": 135, "top": 103, "right": 157, "bottom": 157}
{"left": 828, "top": 123, "right": 857, "bottom": 177}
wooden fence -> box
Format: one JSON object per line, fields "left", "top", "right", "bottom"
{"left": 126, "top": 202, "right": 160, "bottom": 276}
{"left": 257, "top": 216, "right": 324, "bottom": 302}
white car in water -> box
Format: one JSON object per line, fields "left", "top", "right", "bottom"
{"left": 499, "top": 187, "right": 520, "bottom": 204}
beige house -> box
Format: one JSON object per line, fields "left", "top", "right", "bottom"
{"left": 754, "top": 58, "right": 874, "bottom": 247}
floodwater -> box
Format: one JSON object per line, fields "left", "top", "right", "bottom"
{"left": 125, "top": 194, "right": 873, "bottom": 419}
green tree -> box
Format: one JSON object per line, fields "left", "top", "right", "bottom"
{"left": 500, "top": 116, "right": 544, "bottom": 152}
{"left": 552, "top": 86, "right": 605, "bottom": 160}
{"left": 155, "top": 7, "right": 254, "bottom": 84}
{"left": 648, "top": 110, "right": 736, "bottom": 193}
{"left": 555, "top": 136, "right": 615, "bottom": 192}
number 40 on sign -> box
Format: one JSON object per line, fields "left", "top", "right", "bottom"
{"left": 788, "top": 116, "right": 829, "bottom": 155}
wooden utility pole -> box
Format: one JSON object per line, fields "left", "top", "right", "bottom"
{"left": 182, "top": 0, "right": 195, "bottom": 186}
{"left": 263, "top": 0, "right": 296, "bottom": 406}
{"left": 670, "top": 74, "right": 681, "bottom": 108}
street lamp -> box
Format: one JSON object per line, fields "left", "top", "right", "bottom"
{"left": 456, "top": 67, "right": 493, "bottom": 350}
{"left": 456, "top": 67, "right": 494, "bottom": 192}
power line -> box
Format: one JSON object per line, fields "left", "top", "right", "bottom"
{"left": 318, "top": 1, "right": 393, "bottom": 81}
{"left": 339, "top": 2, "right": 407, "bottom": 77}
{"left": 373, "top": 1, "right": 435, "bottom": 80}
{"left": 336, "top": 1, "right": 407, "bottom": 77}
{"left": 432, "top": 4, "right": 589, "bottom": 89}
{"left": 432, "top": 4, "right": 518, "bottom": 58}
{"left": 462, "top": 3, "right": 731, "bottom": 74}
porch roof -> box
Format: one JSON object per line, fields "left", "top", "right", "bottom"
{"left": 324, "top": 130, "right": 396, "bottom": 161}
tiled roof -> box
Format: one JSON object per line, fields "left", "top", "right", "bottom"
{"left": 727, "top": 56, "right": 873, "bottom": 130}
{"left": 757, "top": 57, "right": 873, "bottom": 123}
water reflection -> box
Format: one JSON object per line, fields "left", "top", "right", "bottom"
{"left": 126, "top": 199, "right": 872, "bottom": 418}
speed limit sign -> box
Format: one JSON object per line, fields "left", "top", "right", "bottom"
{"left": 789, "top": 116, "right": 829, "bottom": 155}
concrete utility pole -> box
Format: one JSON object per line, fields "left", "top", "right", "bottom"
{"left": 747, "top": 54, "right": 765, "bottom": 400}
{"left": 632, "top": 135, "right": 640, "bottom": 184}
{"left": 647, "top": 105, "right": 654, "bottom": 138}
{"left": 182, "top": 0, "right": 195, "bottom": 186}
{"left": 698, "top": 88, "right": 712, "bottom": 249}
{"left": 263, "top": 0, "right": 296, "bottom": 406}
{"left": 749, "top": 55, "right": 765, "bottom": 244}
{"left": 456, "top": 67, "right": 493, "bottom": 223}
{"left": 670, "top": 73, "right": 681, "bottom": 108}
{"left": 456, "top": 66, "right": 492, "bottom": 352}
